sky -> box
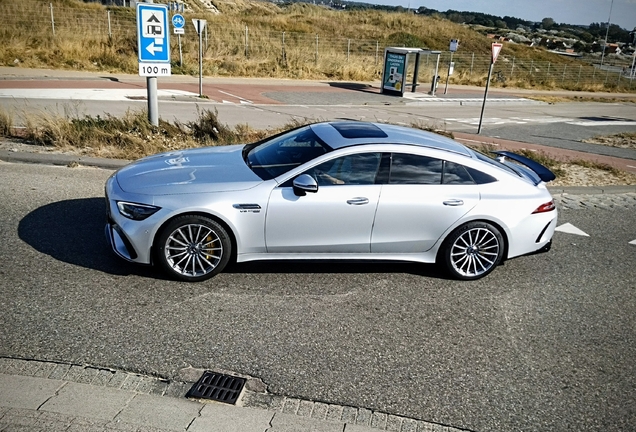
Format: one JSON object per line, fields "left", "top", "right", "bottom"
{"left": 354, "top": 0, "right": 636, "bottom": 30}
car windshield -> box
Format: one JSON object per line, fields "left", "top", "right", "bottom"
{"left": 245, "top": 125, "right": 332, "bottom": 180}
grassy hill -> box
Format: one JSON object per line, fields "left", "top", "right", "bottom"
{"left": 0, "top": 0, "right": 632, "bottom": 91}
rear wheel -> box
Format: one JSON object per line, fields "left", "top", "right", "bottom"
{"left": 441, "top": 222, "right": 504, "bottom": 280}
{"left": 156, "top": 215, "right": 231, "bottom": 282}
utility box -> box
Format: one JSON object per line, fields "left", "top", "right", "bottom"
{"left": 381, "top": 47, "right": 442, "bottom": 97}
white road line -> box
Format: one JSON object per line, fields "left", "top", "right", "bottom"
{"left": 629, "top": 239, "right": 636, "bottom": 245}
{"left": 445, "top": 116, "right": 636, "bottom": 127}
{"left": 217, "top": 90, "right": 252, "bottom": 104}
{"left": 555, "top": 223, "right": 590, "bottom": 237}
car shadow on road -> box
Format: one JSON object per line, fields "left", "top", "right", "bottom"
{"left": 227, "top": 259, "right": 448, "bottom": 279}
{"left": 18, "top": 198, "right": 450, "bottom": 280}
{"left": 18, "top": 198, "right": 157, "bottom": 279}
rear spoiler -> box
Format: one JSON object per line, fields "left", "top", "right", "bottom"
{"left": 492, "top": 151, "right": 556, "bottom": 183}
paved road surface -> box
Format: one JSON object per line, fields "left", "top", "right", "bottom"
{"left": 0, "top": 161, "right": 634, "bottom": 432}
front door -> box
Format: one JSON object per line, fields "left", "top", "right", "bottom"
{"left": 265, "top": 152, "right": 383, "bottom": 253}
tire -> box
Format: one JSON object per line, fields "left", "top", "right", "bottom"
{"left": 441, "top": 221, "right": 504, "bottom": 280}
{"left": 155, "top": 215, "right": 231, "bottom": 282}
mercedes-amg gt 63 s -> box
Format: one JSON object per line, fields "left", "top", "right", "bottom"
{"left": 105, "top": 121, "right": 557, "bottom": 282}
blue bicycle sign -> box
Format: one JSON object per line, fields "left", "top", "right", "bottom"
{"left": 172, "top": 14, "right": 185, "bottom": 34}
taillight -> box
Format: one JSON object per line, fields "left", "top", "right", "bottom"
{"left": 532, "top": 200, "right": 555, "bottom": 214}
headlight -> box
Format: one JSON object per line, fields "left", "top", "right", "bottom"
{"left": 116, "top": 201, "right": 161, "bottom": 221}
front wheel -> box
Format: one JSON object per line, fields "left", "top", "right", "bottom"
{"left": 441, "top": 221, "right": 504, "bottom": 280}
{"left": 155, "top": 215, "right": 231, "bottom": 282}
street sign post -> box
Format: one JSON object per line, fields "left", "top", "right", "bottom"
{"left": 491, "top": 43, "right": 503, "bottom": 64}
{"left": 478, "top": 43, "right": 504, "bottom": 134}
{"left": 172, "top": 13, "right": 185, "bottom": 66}
{"left": 137, "top": 3, "right": 170, "bottom": 69}
{"left": 136, "top": 2, "right": 171, "bottom": 127}
{"left": 444, "top": 39, "right": 458, "bottom": 94}
{"left": 192, "top": 19, "right": 207, "bottom": 97}
{"left": 172, "top": 14, "right": 185, "bottom": 34}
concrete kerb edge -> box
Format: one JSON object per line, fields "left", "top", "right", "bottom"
{"left": 0, "top": 357, "right": 463, "bottom": 432}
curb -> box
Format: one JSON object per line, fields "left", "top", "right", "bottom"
{"left": 0, "top": 357, "right": 460, "bottom": 432}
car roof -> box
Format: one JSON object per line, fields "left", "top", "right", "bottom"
{"left": 309, "top": 121, "right": 473, "bottom": 157}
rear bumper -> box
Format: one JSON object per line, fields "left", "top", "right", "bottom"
{"left": 507, "top": 212, "right": 558, "bottom": 259}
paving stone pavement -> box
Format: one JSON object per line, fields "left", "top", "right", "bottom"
{"left": 0, "top": 358, "right": 460, "bottom": 432}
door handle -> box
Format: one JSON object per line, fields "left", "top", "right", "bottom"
{"left": 347, "top": 197, "right": 369, "bottom": 205}
{"left": 443, "top": 199, "right": 464, "bottom": 206}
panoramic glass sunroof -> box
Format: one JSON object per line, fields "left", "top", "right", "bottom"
{"left": 330, "top": 122, "right": 388, "bottom": 139}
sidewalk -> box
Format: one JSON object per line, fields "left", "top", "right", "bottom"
{"left": 0, "top": 358, "right": 449, "bottom": 432}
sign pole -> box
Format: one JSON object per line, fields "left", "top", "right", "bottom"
{"left": 478, "top": 43, "right": 502, "bottom": 135}
{"left": 198, "top": 22, "right": 203, "bottom": 97}
{"left": 191, "top": 19, "right": 207, "bottom": 97}
{"left": 144, "top": 0, "right": 158, "bottom": 126}
{"left": 444, "top": 39, "right": 458, "bottom": 95}
{"left": 171, "top": 13, "right": 185, "bottom": 67}
{"left": 148, "top": 75, "right": 159, "bottom": 126}
{"left": 477, "top": 62, "right": 493, "bottom": 135}
{"left": 444, "top": 51, "right": 453, "bottom": 95}
{"left": 178, "top": 34, "right": 183, "bottom": 67}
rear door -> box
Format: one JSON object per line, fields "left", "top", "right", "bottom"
{"left": 371, "top": 153, "right": 480, "bottom": 253}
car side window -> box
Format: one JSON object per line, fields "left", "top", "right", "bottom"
{"left": 442, "top": 161, "right": 476, "bottom": 185}
{"left": 389, "top": 154, "right": 443, "bottom": 184}
{"left": 304, "top": 153, "right": 382, "bottom": 186}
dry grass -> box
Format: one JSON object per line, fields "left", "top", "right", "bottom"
{"left": 0, "top": 105, "right": 308, "bottom": 160}
{"left": 1, "top": 0, "right": 632, "bottom": 92}
{"left": 582, "top": 132, "right": 636, "bottom": 149}
{"left": 466, "top": 144, "right": 636, "bottom": 185}
{"left": 528, "top": 95, "right": 636, "bottom": 104}
{"left": 1, "top": 105, "right": 634, "bottom": 186}
{"left": 0, "top": 109, "right": 12, "bottom": 136}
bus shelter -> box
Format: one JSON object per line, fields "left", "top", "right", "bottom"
{"left": 381, "top": 47, "right": 442, "bottom": 97}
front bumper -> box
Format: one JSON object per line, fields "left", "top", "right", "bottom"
{"left": 105, "top": 222, "right": 138, "bottom": 262}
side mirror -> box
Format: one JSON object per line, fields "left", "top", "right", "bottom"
{"left": 292, "top": 174, "right": 318, "bottom": 196}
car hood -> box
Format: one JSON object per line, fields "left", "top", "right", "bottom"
{"left": 115, "top": 144, "right": 263, "bottom": 195}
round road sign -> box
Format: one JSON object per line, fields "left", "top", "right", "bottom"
{"left": 172, "top": 14, "right": 185, "bottom": 29}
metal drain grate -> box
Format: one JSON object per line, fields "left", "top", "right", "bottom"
{"left": 187, "top": 371, "right": 246, "bottom": 404}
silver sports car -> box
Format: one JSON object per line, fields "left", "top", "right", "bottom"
{"left": 105, "top": 121, "right": 557, "bottom": 282}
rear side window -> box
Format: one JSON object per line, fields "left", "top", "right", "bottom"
{"left": 442, "top": 161, "right": 474, "bottom": 184}
{"left": 389, "top": 154, "right": 443, "bottom": 184}
{"left": 465, "top": 167, "right": 497, "bottom": 184}
{"left": 388, "top": 153, "right": 497, "bottom": 185}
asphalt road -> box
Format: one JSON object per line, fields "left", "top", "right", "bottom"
{"left": 1, "top": 162, "right": 634, "bottom": 432}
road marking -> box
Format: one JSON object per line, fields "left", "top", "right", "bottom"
{"left": 218, "top": 90, "right": 252, "bottom": 104}
{"left": 444, "top": 117, "right": 636, "bottom": 127}
{"left": 555, "top": 223, "right": 590, "bottom": 237}
{"left": 629, "top": 239, "right": 636, "bottom": 245}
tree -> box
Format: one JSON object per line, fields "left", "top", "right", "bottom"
{"left": 494, "top": 20, "right": 508, "bottom": 29}
{"left": 572, "top": 41, "right": 587, "bottom": 52}
{"left": 541, "top": 17, "right": 555, "bottom": 30}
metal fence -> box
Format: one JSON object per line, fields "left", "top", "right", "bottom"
{"left": 2, "top": 2, "right": 635, "bottom": 90}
